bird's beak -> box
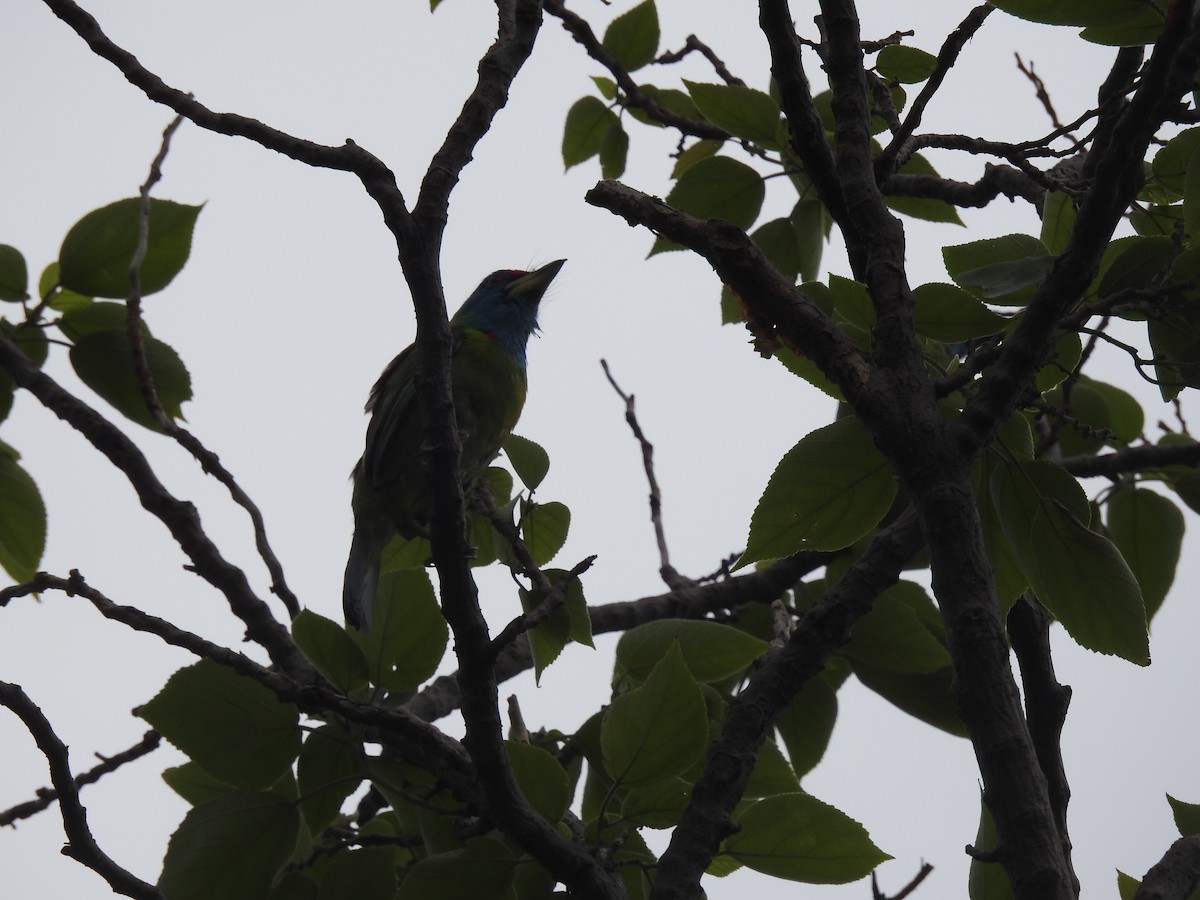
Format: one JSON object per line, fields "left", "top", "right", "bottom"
{"left": 507, "top": 259, "right": 566, "bottom": 302}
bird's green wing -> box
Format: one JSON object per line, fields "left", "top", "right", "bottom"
{"left": 361, "top": 330, "right": 472, "bottom": 490}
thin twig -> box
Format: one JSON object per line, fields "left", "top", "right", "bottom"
{"left": 1016, "top": 53, "right": 1078, "bottom": 142}
{"left": 655, "top": 35, "right": 746, "bottom": 86}
{"left": 601, "top": 359, "right": 692, "bottom": 591}
{"left": 126, "top": 112, "right": 185, "bottom": 433}
{"left": 123, "top": 115, "right": 302, "bottom": 619}
{"left": 0, "top": 338, "right": 312, "bottom": 678}
{"left": 0, "top": 683, "right": 163, "bottom": 899}
{"left": 545, "top": 0, "right": 728, "bottom": 140}
{"left": 0, "top": 730, "right": 161, "bottom": 827}
{"left": 872, "top": 862, "right": 935, "bottom": 900}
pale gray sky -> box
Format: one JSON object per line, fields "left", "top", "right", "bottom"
{"left": 2, "top": 2, "right": 1196, "bottom": 898}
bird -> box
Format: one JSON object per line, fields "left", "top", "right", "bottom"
{"left": 343, "top": 259, "right": 565, "bottom": 631}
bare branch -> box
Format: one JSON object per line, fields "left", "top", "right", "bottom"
{"left": 656, "top": 35, "right": 746, "bottom": 86}
{"left": 126, "top": 114, "right": 303, "bottom": 619}
{"left": 1060, "top": 440, "right": 1200, "bottom": 477}
{"left": 601, "top": 359, "right": 692, "bottom": 590}
{"left": 876, "top": 4, "right": 994, "bottom": 177}
{"left": 405, "top": 550, "right": 831, "bottom": 723}
{"left": 1135, "top": 836, "right": 1200, "bottom": 900}
{"left": 0, "top": 730, "right": 161, "bottom": 827}
{"left": 1008, "top": 596, "right": 1079, "bottom": 893}
{"left": 0, "top": 682, "right": 163, "bottom": 899}
{"left": 0, "top": 340, "right": 312, "bottom": 680}
{"left": 873, "top": 862, "right": 935, "bottom": 900}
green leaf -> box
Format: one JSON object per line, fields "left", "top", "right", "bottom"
{"left": 791, "top": 199, "right": 827, "bottom": 282}
{"left": 600, "top": 120, "right": 629, "bottom": 180}
{"left": 672, "top": 139, "right": 720, "bottom": 178}
{"left": 297, "top": 723, "right": 364, "bottom": 834}
{"left": 1148, "top": 298, "right": 1200, "bottom": 400}
{"left": 615, "top": 619, "right": 768, "bottom": 685}
{"left": 1106, "top": 487, "right": 1183, "bottom": 623}
{"left": 1033, "top": 330, "right": 1082, "bottom": 393}
{"left": 397, "top": 837, "right": 515, "bottom": 900}
{"left": 1040, "top": 191, "right": 1077, "bottom": 255}
{"left": 521, "top": 499, "right": 570, "bottom": 565}
{"left": 69, "top": 330, "right": 192, "bottom": 431}
{"left": 1130, "top": 204, "right": 1183, "bottom": 237}
{"left": 355, "top": 569, "right": 447, "bottom": 691}
{"left": 875, "top": 45, "right": 938, "bottom": 83}
{"left": 159, "top": 791, "right": 300, "bottom": 900}
{"left": 503, "top": 433, "right": 550, "bottom": 491}
{"left": 912, "top": 282, "right": 1006, "bottom": 342}
{"left": 162, "top": 761, "right": 236, "bottom": 806}
{"left": 1096, "top": 235, "right": 1173, "bottom": 299}
{"left": 740, "top": 417, "right": 898, "bottom": 567}
{"left": 751, "top": 217, "right": 806, "bottom": 281}
{"left": 1153, "top": 127, "right": 1200, "bottom": 199}
{"left": 852, "top": 662, "right": 968, "bottom": 736}
{"left": 291, "top": 609, "right": 369, "bottom": 692}
{"left": 976, "top": 455, "right": 1030, "bottom": 615}
{"left": 562, "top": 96, "right": 619, "bottom": 170}
{"left": 519, "top": 570, "right": 591, "bottom": 682}
{"left": 990, "top": 457, "right": 1090, "bottom": 562}
{"left": 1183, "top": 146, "right": 1200, "bottom": 241}
{"left": 316, "top": 846, "right": 397, "bottom": 900}
{"left": 745, "top": 737, "right": 801, "bottom": 797}
{"left": 829, "top": 273, "right": 874, "bottom": 338}
{"left": 651, "top": 156, "right": 765, "bottom": 254}
{"left": 684, "top": 81, "right": 782, "bottom": 146}
{"left": 943, "top": 234, "right": 1051, "bottom": 304}
{"left": 621, "top": 778, "right": 691, "bottom": 829}
{"left": 968, "top": 796, "right": 1013, "bottom": 900}
{"left": 140, "top": 660, "right": 301, "bottom": 789}
{"left": 775, "top": 672, "right": 838, "bottom": 777}
{"left": 842, "top": 581, "right": 951, "bottom": 674}
{"left": 1027, "top": 500, "right": 1148, "bottom": 664}
{"left": 58, "top": 198, "right": 202, "bottom": 298}
{"left": 591, "top": 76, "right": 617, "bottom": 100}
{"left": 1167, "top": 794, "right": 1200, "bottom": 836}
{"left": 1, "top": 320, "right": 50, "bottom": 424}
{"left": 601, "top": 0, "right": 659, "bottom": 72}
{"left": 601, "top": 642, "right": 707, "bottom": 786}
{"left": 1082, "top": 376, "right": 1144, "bottom": 442}
{"left": 0, "top": 245, "right": 29, "bottom": 301}
{"left": 0, "top": 441, "right": 46, "bottom": 581}
{"left": 506, "top": 741, "right": 571, "bottom": 822}
{"left": 59, "top": 300, "right": 144, "bottom": 339}
{"left": 726, "top": 792, "right": 890, "bottom": 883}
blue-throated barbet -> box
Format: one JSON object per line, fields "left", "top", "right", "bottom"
{"left": 343, "top": 260, "right": 565, "bottom": 630}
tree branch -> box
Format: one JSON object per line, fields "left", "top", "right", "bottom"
{"left": 601, "top": 359, "right": 692, "bottom": 590}
{"left": 651, "top": 509, "right": 923, "bottom": 900}
{"left": 0, "top": 683, "right": 163, "bottom": 899}
{"left": 545, "top": 0, "right": 728, "bottom": 140}
{"left": 1135, "top": 836, "right": 1200, "bottom": 900}
{"left": 585, "top": 179, "right": 871, "bottom": 400}
{"left": 0, "top": 730, "right": 161, "bottom": 827}
{"left": 876, "top": 4, "right": 994, "bottom": 177}
{"left": 1060, "top": 441, "right": 1200, "bottom": 477}
{"left": 0, "top": 340, "right": 312, "bottom": 680}
{"left": 1008, "top": 596, "right": 1078, "bottom": 893}
{"left": 405, "top": 551, "right": 830, "bottom": 723}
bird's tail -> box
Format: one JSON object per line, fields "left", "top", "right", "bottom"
{"left": 343, "top": 530, "right": 379, "bottom": 631}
